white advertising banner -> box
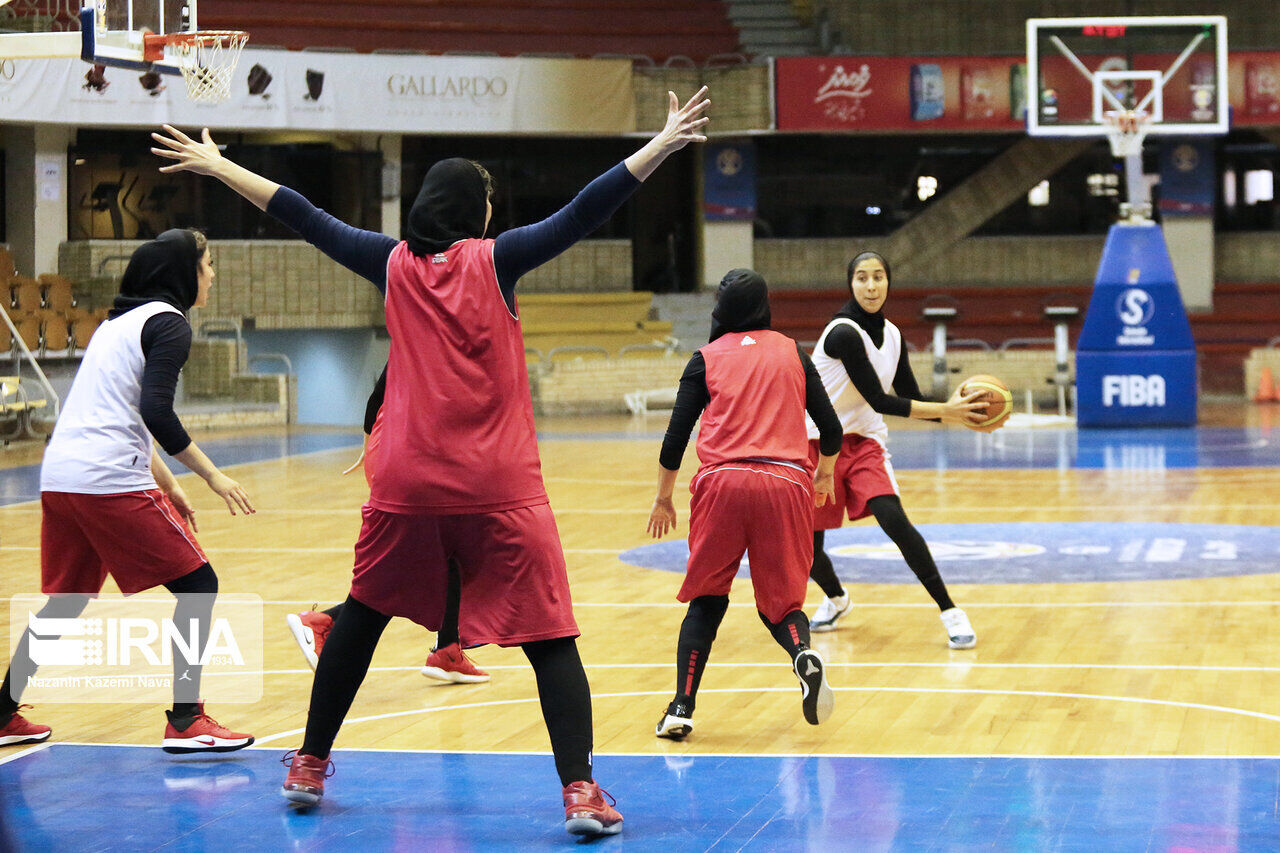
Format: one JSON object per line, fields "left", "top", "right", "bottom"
{"left": 0, "top": 50, "right": 635, "bottom": 134}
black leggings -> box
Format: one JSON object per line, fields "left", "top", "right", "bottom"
{"left": 301, "top": 596, "right": 595, "bottom": 787}
{"left": 809, "top": 495, "right": 954, "bottom": 611}
{"left": 1, "top": 562, "right": 219, "bottom": 719}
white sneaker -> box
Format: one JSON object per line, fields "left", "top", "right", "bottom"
{"left": 809, "top": 594, "right": 851, "bottom": 633}
{"left": 940, "top": 607, "right": 976, "bottom": 649}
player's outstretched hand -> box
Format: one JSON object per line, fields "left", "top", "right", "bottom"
{"left": 207, "top": 472, "right": 256, "bottom": 516}
{"left": 647, "top": 497, "right": 677, "bottom": 539}
{"left": 942, "top": 389, "right": 986, "bottom": 427}
{"left": 655, "top": 86, "right": 710, "bottom": 154}
{"left": 151, "top": 125, "right": 224, "bottom": 176}
{"left": 813, "top": 470, "right": 835, "bottom": 508}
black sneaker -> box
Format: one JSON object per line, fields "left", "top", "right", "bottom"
{"left": 655, "top": 700, "right": 694, "bottom": 740}
{"left": 794, "top": 650, "right": 833, "bottom": 725}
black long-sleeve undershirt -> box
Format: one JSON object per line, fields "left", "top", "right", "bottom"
{"left": 821, "top": 322, "right": 927, "bottom": 419}
{"left": 139, "top": 312, "right": 193, "bottom": 455}
{"left": 659, "top": 343, "right": 842, "bottom": 471}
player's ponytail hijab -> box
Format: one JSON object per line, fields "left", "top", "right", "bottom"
{"left": 406, "top": 158, "right": 490, "bottom": 256}
{"left": 709, "top": 268, "right": 772, "bottom": 342}
{"left": 110, "top": 228, "right": 202, "bottom": 318}
{"left": 836, "top": 250, "right": 891, "bottom": 347}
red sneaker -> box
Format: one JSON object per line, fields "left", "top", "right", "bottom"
{"left": 162, "top": 702, "right": 254, "bottom": 754}
{"left": 0, "top": 706, "right": 51, "bottom": 747}
{"left": 281, "top": 750, "right": 334, "bottom": 806}
{"left": 286, "top": 610, "right": 333, "bottom": 671}
{"left": 563, "top": 780, "right": 623, "bottom": 836}
{"left": 420, "top": 643, "right": 490, "bottom": 684}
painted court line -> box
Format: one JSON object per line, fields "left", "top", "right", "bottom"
{"left": 0, "top": 742, "right": 50, "bottom": 766}
{"left": 201, "top": 660, "right": 1280, "bottom": 678}
{"left": 247, "top": 685, "right": 1280, "bottom": 746}
{"left": 17, "top": 741, "right": 1280, "bottom": 760}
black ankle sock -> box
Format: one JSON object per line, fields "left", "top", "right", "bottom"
{"left": 170, "top": 702, "right": 200, "bottom": 723}
{"left": 810, "top": 532, "right": 846, "bottom": 600}
{"left": 0, "top": 671, "right": 18, "bottom": 720}
{"left": 674, "top": 596, "right": 730, "bottom": 712}
{"left": 761, "top": 610, "right": 811, "bottom": 660}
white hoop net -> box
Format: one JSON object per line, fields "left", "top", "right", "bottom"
{"left": 170, "top": 30, "right": 247, "bottom": 104}
{"left": 1102, "top": 110, "right": 1151, "bottom": 159}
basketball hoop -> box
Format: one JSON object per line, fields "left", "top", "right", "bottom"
{"left": 1102, "top": 109, "right": 1150, "bottom": 159}
{"left": 144, "top": 29, "right": 247, "bottom": 104}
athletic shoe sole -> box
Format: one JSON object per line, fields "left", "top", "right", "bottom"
{"left": 794, "top": 650, "right": 834, "bottom": 725}
{"left": 285, "top": 614, "right": 320, "bottom": 671}
{"left": 947, "top": 635, "right": 977, "bottom": 650}
{"left": 282, "top": 787, "right": 322, "bottom": 806}
{"left": 419, "top": 665, "right": 490, "bottom": 684}
{"left": 162, "top": 735, "right": 255, "bottom": 755}
{"left": 0, "top": 730, "right": 51, "bottom": 747}
{"left": 565, "top": 816, "right": 623, "bottom": 836}
{"left": 655, "top": 714, "right": 693, "bottom": 740}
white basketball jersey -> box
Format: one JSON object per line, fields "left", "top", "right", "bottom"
{"left": 41, "top": 302, "right": 185, "bottom": 494}
{"left": 805, "top": 316, "right": 903, "bottom": 447}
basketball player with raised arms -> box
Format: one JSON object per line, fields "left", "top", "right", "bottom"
{"left": 0, "top": 229, "right": 256, "bottom": 753}
{"left": 646, "top": 269, "right": 843, "bottom": 739}
{"left": 287, "top": 366, "right": 489, "bottom": 684}
{"left": 152, "top": 86, "right": 709, "bottom": 837}
{"left": 806, "top": 251, "right": 983, "bottom": 649}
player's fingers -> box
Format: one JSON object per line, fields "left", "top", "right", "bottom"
{"left": 201, "top": 127, "right": 215, "bottom": 145}
{"left": 668, "top": 90, "right": 678, "bottom": 114}
{"left": 682, "top": 86, "right": 708, "bottom": 111}
{"left": 163, "top": 124, "right": 195, "bottom": 144}
{"left": 150, "top": 133, "right": 185, "bottom": 151}
{"left": 150, "top": 147, "right": 182, "bottom": 160}
{"left": 235, "top": 489, "right": 256, "bottom": 514}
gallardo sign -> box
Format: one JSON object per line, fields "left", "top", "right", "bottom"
{"left": 0, "top": 51, "right": 635, "bottom": 134}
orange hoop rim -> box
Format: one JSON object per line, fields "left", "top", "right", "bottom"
{"left": 142, "top": 30, "right": 248, "bottom": 63}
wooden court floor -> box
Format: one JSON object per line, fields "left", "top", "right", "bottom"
{"left": 3, "top": 404, "right": 1280, "bottom": 763}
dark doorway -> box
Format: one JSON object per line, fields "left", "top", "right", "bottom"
{"left": 631, "top": 147, "right": 698, "bottom": 293}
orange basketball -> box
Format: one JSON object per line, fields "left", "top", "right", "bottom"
{"left": 958, "top": 374, "right": 1012, "bottom": 433}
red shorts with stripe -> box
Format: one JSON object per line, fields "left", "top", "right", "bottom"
{"left": 41, "top": 489, "right": 209, "bottom": 595}
{"left": 808, "top": 434, "right": 899, "bottom": 530}
{"left": 681, "top": 461, "right": 814, "bottom": 624}
{"left": 349, "top": 502, "right": 579, "bottom": 647}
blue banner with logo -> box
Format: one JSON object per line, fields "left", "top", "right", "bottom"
{"left": 1158, "top": 140, "right": 1215, "bottom": 217}
{"left": 703, "top": 142, "right": 757, "bottom": 221}
{"left": 1076, "top": 224, "right": 1197, "bottom": 427}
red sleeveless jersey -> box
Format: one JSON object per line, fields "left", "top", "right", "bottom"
{"left": 367, "top": 239, "right": 546, "bottom": 513}
{"left": 695, "top": 329, "right": 811, "bottom": 475}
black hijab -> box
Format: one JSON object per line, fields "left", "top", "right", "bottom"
{"left": 834, "top": 250, "right": 891, "bottom": 348}
{"left": 405, "top": 158, "right": 488, "bottom": 257}
{"left": 708, "top": 268, "right": 771, "bottom": 343}
{"left": 110, "top": 229, "right": 201, "bottom": 317}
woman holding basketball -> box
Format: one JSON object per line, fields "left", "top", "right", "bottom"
{"left": 806, "top": 251, "right": 984, "bottom": 648}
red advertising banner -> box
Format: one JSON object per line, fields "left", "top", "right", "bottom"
{"left": 776, "top": 53, "right": 1280, "bottom": 132}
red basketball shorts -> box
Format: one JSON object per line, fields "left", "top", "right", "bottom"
{"left": 809, "top": 434, "right": 900, "bottom": 530}
{"left": 41, "top": 489, "right": 209, "bottom": 595}
{"left": 681, "top": 461, "right": 814, "bottom": 624}
{"left": 349, "top": 501, "right": 579, "bottom": 647}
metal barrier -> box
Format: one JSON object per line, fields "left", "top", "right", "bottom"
{"left": 998, "top": 337, "right": 1055, "bottom": 351}
{"left": 248, "top": 353, "right": 293, "bottom": 375}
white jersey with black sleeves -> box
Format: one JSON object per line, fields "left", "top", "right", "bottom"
{"left": 40, "top": 301, "right": 183, "bottom": 494}
{"left": 805, "top": 316, "right": 902, "bottom": 447}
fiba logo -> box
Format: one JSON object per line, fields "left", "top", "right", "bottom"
{"left": 1172, "top": 144, "right": 1199, "bottom": 172}
{"left": 1116, "top": 288, "right": 1154, "bottom": 326}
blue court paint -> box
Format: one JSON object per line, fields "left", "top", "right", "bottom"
{"left": 620, "top": 522, "right": 1280, "bottom": 584}
{"left": 1, "top": 746, "right": 1277, "bottom": 851}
